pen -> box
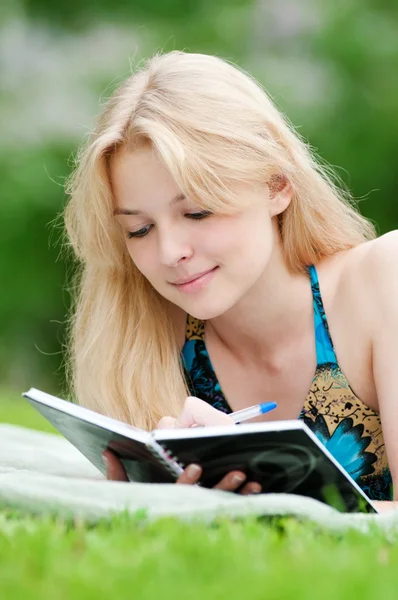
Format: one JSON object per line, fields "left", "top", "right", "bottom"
{"left": 230, "top": 401, "right": 277, "bottom": 424}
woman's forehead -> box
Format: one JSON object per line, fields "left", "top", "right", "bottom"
{"left": 110, "top": 147, "right": 183, "bottom": 214}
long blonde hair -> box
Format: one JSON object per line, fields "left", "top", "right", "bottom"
{"left": 64, "top": 51, "right": 376, "bottom": 429}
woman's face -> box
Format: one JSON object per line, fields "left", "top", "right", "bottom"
{"left": 111, "top": 145, "right": 278, "bottom": 320}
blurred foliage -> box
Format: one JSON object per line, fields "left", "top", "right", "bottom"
{"left": 1, "top": 0, "right": 397, "bottom": 394}
{"left": 0, "top": 145, "right": 69, "bottom": 392}
{"left": 14, "top": 0, "right": 254, "bottom": 60}
{"left": 22, "top": 0, "right": 242, "bottom": 27}
{"left": 306, "top": 0, "right": 398, "bottom": 233}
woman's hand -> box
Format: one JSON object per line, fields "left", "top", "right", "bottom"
{"left": 102, "top": 449, "right": 260, "bottom": 494}
{"left": 372, "top": 500, "right": 398, "bottom": 513}
{"left": 102, "top": 448, "right": 128, "bottom": 481}
{"left": 156, "top": 395, "right": 235, "bottom": 429}
{"left": 103, "top": 397, "right": 262, "bottom": 495}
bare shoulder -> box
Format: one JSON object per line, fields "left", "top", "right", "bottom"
{"left": 326, "top": 230, "right": 398, "bottom": 316}
{"left": 314, "top": 231, "right": 398, "bottom": 316}
{"left": 167, "top": 302, "right": 187, "bottom": 350}
{"left": 343, "top": 231, "right": 398, "bottom": 290}
{"left": 359, "top": 230, "right": 398, "bottom": 273}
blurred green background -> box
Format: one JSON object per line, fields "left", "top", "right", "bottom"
{"left": 1, "top": 0, "right": 398, "bottom": 409}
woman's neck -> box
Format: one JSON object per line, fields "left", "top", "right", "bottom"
{"left": 206, "top": 243, "right": 314, "bottom": 366}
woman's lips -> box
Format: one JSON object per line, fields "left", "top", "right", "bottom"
{"left": 173, "top": 267, "right": 219, "bottom": 294}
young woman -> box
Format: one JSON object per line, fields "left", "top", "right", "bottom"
{"left": 65, "top": 51, "right": 398, "bottom": 511}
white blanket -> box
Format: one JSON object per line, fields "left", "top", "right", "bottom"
{"left": 1, "top": 423, "right": 397, "bottom": 532}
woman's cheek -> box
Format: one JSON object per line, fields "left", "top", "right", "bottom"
{"left": 131, "top": 251, "right": 162, "bottom": 286}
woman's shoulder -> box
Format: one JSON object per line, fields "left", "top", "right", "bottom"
{"left": 340, "top": 230, "right": 398, "bottom": 286}
{"left": 317, "top": 230, "right": 398, "bottom": 313}
{"left": 352, "top": 230, "right": 398, "bottom": 311}
{"left": 358, "top": 230, "right": 398, "bottom": 271}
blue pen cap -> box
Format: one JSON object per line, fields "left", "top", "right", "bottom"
{"left": 259, "top": 402, "right": 278, "bottom": 414}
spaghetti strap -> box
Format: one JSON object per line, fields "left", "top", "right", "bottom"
{"left": 308, "top": 265, "right": 338, "bottom": 366}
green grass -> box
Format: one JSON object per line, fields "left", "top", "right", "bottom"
{"left": 0, "top": 389, "right": 58, "bottom": 434}
{"left": 1, "top": 391, "right": 398, "bottom": 600}
{"left": 1, "top": 512, "right": 397, "bottom": 600}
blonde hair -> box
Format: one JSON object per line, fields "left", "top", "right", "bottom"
{"left": 64, "top": 51, "right": 376, "bottom": 429}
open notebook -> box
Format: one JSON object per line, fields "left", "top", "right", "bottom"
{"left": 22, "top": 388, "right": 377, "bottom": 513}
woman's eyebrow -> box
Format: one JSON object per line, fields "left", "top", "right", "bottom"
{"left": 113, "top": 193, "right": 186, "bottom": 216}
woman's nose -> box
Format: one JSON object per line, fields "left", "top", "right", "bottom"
{"left": 157, "top": 228, "right": 194, "bottom": 267}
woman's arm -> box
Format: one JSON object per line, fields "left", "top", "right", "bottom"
{"left": 365, "top": 232, "right": 398, "bottom": 510}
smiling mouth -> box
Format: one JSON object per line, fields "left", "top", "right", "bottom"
{"left": 171, "top": 268, "right": 217, "bottom": 286}
{"left": 171, "top": 267, "right": 219, "bottom": 293}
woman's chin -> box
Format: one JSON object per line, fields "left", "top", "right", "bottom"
{"left": 184, "top": 300, "right": 232, "bottom": 321}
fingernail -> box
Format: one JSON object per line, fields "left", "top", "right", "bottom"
{"left": 232, "top": 473, "right": 246, "bottom": 485}
{"left": 102, "top": 454, "right": 109, "bottom": 468}
{"left": 250, "top": 484, "right": 262, "bottom": 494}
{"left": 186, "top": 464, "right": 202, "bottom": 479}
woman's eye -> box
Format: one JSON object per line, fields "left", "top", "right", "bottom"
{"left": 127, "top": 225, "right": 152, "bottom": 239}
{"left": 126, "top": 211, "right": 211, "bottom": 240}
{"left": 186, "top": 210, "right": 212, "bottom": 219}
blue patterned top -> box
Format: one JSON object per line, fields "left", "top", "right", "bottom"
{"left": 181, "top": 265, "right": 392, "bottom": 501}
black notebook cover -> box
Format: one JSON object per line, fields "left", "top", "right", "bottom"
{"left": 155, "top": 424, "right": 377, "bottom": 513}
{"left": 23, "top": 389, "right": 177, "bottom": 484}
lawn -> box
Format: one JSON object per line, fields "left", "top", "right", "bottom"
{"left": 1, "top": 391, "right": 398, "bottom": 600}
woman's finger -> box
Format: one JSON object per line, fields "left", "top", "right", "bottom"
{"left": 175, "top": 396, "right": 234, "bottom": 428}
{"left": 156, "top": 416, "right": 177, "bottom": 429}
{"left": 176, "top": 463, "right": 202, "bottom": 485}
{"left": 239, "top": 481, "right": 262, "bottom": 495}
{"left": 213, "top": 470, "right": 247, "bottom": 491}
{"left": 102, "top": 449, "right": 128, "bottom": 481}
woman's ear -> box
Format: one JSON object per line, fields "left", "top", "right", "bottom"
{"left": 267, "top": 174, "right": 293, "bottom": 216}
